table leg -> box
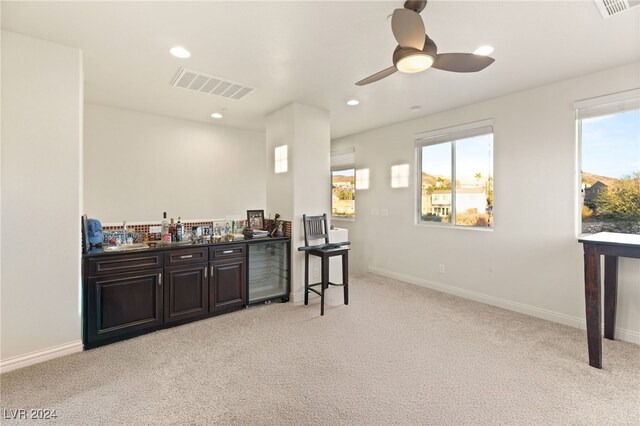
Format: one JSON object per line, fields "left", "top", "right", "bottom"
{"left": 604, "top": 255, "right": 618, "bottom": 340}
{"left": 584, "top": 244, "right": 602, "bottom": 369}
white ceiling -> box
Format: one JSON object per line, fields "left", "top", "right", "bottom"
{"left": 2, "top": 1, "right": 639, "bottom": 139}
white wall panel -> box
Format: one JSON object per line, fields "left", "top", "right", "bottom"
{"left": 84, "top": 104, "right": 266, "bottom": 223}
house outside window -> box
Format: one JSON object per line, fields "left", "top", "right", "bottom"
{"left": 331, "top": 148, "right": 355, "bottom": 218}
{"left": 576, "top": 89, "right": 640, "bottom": 235}
{"left": 416, "top": 121, "right": 494, "bottom": 228}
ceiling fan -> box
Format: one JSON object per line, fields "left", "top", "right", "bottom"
{"left": 356, "top": 0, "right": 495, "bottom": 86}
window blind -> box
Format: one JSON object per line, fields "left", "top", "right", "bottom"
{"left": 575, "top": 89, "right": 640, "bottom": 120}
{"left": 415, "top": 120, "right": 493, "bottom": 147}
{"left": 331, "top": 147, "right": 355, "bottom": 171}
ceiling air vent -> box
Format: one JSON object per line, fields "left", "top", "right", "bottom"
{"left": 594, "top": 0, "right": 640, "bottom": 18}
{"left": 170, "top": 68, "right": 255, "bottom": 100}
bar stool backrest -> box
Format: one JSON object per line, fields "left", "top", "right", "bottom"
{"left": 303, "top": 214, "right": 329, "bottom": 247}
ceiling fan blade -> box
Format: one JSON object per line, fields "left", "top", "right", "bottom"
{"left": 391, "top": 9, "right": 426, "bottom": 50}
{"left": 404, "top": 1, "right": 427, "bottom": 13}
{"left": 355, "top": 66, "right": 397, "bottom": 86}
{"left": 432, "top": 53, "right": 495, "bottom": 73}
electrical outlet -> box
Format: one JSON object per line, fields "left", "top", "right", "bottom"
{"left": 313, "top": 268, "right": 319, "bottom": 278}
{"left": 439, "top": 264, "right": 445, "bottom": 274}
{"left": 381, "top": 208, "right": 388, "bottom": 216}
{"left": 149, "top": 226, "right": 161, "bottom": 233}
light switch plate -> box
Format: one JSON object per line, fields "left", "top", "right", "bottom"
{"left": 371, "top": 208, "right": 379, "bottom": 216}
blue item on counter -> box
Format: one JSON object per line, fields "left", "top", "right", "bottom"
{"left": 87, "top": 219, "right": 103, "bottom": 246}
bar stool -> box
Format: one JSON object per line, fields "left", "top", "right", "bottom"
{"left": 298, "top": 214, "right": 350, "bottom": 316}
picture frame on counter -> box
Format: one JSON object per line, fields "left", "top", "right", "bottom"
{"left": 247, "top": 210, "right": 264, "bottom": 230}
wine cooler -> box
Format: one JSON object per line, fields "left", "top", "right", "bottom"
{"left": 247, "top": 239, "right": 290, "bottom": 304}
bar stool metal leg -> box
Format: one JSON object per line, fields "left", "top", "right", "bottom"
{"left": 321, "top": 255, "right": 329, "bottom": 316}
{"left": 343, "top": 251, "right": 349, "bottom": 305}
{"left": 304, "top": 252, "right": 309, "bottom": 305}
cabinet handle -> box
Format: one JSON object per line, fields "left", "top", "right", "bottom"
{"left": 158, "top": 273, "right": 162, "bottom": 286}
{"left": 204, "top": 266, "right": 207, "bottom": 278}
{"left": 210, "top": 265, "right": 214, "bottom": 276}
{"left": 180, "top": 254, "right": 193, "bottom": 259}
{"left": 223, "top": 250, "right": 234, "bottom": 254}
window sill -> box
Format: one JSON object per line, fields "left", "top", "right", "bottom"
{"left": 415, "top": 222, "right": 493, "bottom": 232}
{"left": 332, "top": 217, "right": 355, "bottom": 222}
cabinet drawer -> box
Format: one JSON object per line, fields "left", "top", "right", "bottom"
{"left": 165, "top": 247, "right": 208, "bottom": 266}
{"left": 210, "top": 244, "right": 245, "bottom": 260}
{"left": 88, "top": 252, "right": 163, "bottom": 276}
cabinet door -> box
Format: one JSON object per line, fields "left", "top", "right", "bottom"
{"left": 86, "top": 268, "right": 163, "bottom": 343}
{"left": 165, "top": 264, "right": 208, "bottom": 323}
{"left": 210, "top": 258, "right": 246, "bottom": 313}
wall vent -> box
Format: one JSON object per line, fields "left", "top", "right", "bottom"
{"left": 594, "top": 0, "right": 639, "bottom": 18}
{"left": 170, "top": 68, "right": 255, "bottom": 100}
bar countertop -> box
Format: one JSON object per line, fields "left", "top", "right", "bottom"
{"left": 83, "top": 236, "right": 290, "bottom": 258}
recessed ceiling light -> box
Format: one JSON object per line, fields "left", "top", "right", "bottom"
{"left": 211, "top": 112, "right": 223, "bottom": 119}
{"left": 170, "top": 46, "right": 191, "bottom": 59}
{"left": 473, "top": 45, "right": 494, "bottom": 56}
{"left": 347, "top": 99, "right": 360, "bottom": 106}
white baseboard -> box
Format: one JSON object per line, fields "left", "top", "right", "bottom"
{"left": 0, "top": 341, "right": 83, "bottom": 374}
{"left": 367, "top": 266, "right": 640, "bottom": 345}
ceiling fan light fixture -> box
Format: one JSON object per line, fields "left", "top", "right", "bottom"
{"left": 396, "top": 52, "right": 434, "bottom": 73}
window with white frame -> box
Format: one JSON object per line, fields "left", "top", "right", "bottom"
{"left": 331, "top": 148, "right": 355, "bottom": 218}
{"left": 416, "top": 122, "right": 494, "bottom": 228}
{"left": 576, "top": 89, "right": 640, "bottom": 235}
{"left": 274, "top": 145, "right": 288, "bottom": 173}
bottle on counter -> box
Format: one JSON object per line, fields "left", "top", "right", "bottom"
{"left": 176, "top": 217, "right": 183, "bottom": 242}
{"left": 161, "top": 212, "right": 169, "bottom": 236}
{"left": 169, "top": 218, "right": 176, "bottom": 242}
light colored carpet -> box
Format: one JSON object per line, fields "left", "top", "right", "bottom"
{"left": 1, "top": 273, "right": 639, "bottom": 425}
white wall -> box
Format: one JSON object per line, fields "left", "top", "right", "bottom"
{"left": 1, "top": 31, "right": 83, "bottom": 364}
{"left": 266, "top": 103, "right": 331, "bottom": 301}
{"left": 332, "top": 62, "right": 640, "bottom": 343}
{"left": 84, "top": 104, "right": 266, "bottom": 223}
{"left": 266, "top": 105, "right": 295, "bottom": 222}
